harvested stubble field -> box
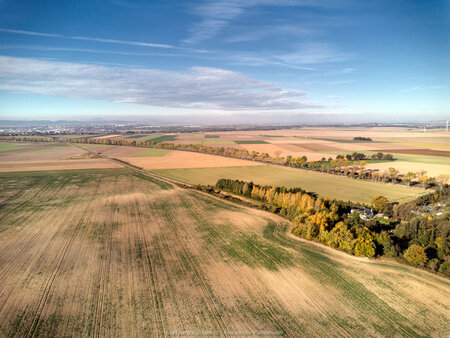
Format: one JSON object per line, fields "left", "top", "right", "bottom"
{"left": 0, "top": 168, "right": 448, "bottom": 336}
{"left": 131, "top": 148, "right": 171, "bottom": 157}
{"left": 152, "top": 165, "right": 427, "bottom": 204}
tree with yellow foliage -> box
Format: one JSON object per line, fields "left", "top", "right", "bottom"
{"left": 371, "top": 195, "right": 389, "bottom": 213}
{"left": 404, "top": 245, "right": 428, "bottom": 266}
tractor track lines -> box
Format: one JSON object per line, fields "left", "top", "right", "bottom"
{"left": 25, "top": 179, "right": 102, "bottom": 338}
{"left": 159, "top": 199, "right": 229, "bottom": 337}
{"left": 181, "top": 194, "right": 299, "bottom": 337}
{"left": 138, "top": 196, "right": 191, "bottom": 332}
{"left": 0, "top": 175, "right": 63, "bottom": 231}
{"left": 91, "top": 175, "right": 118, "bottom": 337}
{"left": 0, "top": 176, "right": 86, "bottom": 320}
{"left": 129, "top": 180, "right": 167, "bottom": 336}
{"left": 0, "top": 175, "right": 75, "bottom": 263}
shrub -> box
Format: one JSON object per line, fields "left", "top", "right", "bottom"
{"left": 439, "top": 261, "right": 450, "bottom": 277}
{"left": 427, "top": 258, "right": 439, "bottom": 272}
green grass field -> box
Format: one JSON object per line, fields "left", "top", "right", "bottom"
{"left": 131, "top": 148, "right": 171, "bottom": 157}
{"left": 0, "top": 143, "right": 27, "bottom": 151}
{"left": 234, "top": 140, "right": 269, "bottom": 144}
{"left": 204, "top": 134, "right": 220, "bottom": 138}
{"left": 151, "top": 165, "right": 427, "bottom": 204}
{"left": 125, "top": 134, "right": 164, "bottom": 141}
{"left": 150, "top": 135, "right": 178, "bottom": 143}
{"left": 389, "top": 153, "right": 450, "bottom": 165}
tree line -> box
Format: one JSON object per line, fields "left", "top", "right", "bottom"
{"left": 353, "top": 137, "right": 372, "bottom": 141}
{"left": 211, "top": 178, "right": 449, "bottom": 276}
{"left": 1, "top": 135, "right": 447, "bottom": 188}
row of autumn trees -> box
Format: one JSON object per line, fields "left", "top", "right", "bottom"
{"left": 64, "top": 136, "right": 441, "bottom": 187}
{"left": 213, "top": 179, "right": 450, "bottom": 276}
{"left": 1, "top": 135, "right": 446, "bottom": 188}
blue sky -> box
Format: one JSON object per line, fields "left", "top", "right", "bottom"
{"left": 0, "top": 0, "right": 448, "bottom": 122}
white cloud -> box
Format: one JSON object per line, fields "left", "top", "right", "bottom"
{"left": 225, "top": 25, "right": 317, "bottom": 43}
{"left": 71, "top": 36, "right": 173, "bottom": 49}
{"left": 276, "top": 43, "right": 350, "bottom": 65}
{"left": 184, "top": 1, "right": 248, "bottom": 43}
{"left": 184, "top": 0, "right": 332, "bottom": 43}
{"left": 400, "top": 85, "right": 447, "bottom": 93}
{"left": 401, "top": 86, "right": 421, "bottom": 93}
{"left": 0, "top": 55, "right": 319, "bottom": 110}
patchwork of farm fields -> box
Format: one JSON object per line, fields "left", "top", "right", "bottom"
{"left": 0, "top": 168, "right": 448, "bottom": 336}
{"left": 73, "top": 143, "right": 428, "bottom": 204}
{"left": 99, "top": 126, "right": 450, "bottom": 173}
{"left": 151, "top": 165, "right": 427, "bottom": 204}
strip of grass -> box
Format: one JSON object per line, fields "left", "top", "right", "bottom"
{"left": 234, "top": 140, "right": 269, "bottom": 144}
{"left": 204, "top": 135, "right": 220, "bottom": 138}
{"left": 388, "top": 153, "right": 450, "bottom": 165}
{"left": 0, "top": 167, "right": 127, "bottom": 178}
{"left": 131, "top": 149, "right": 171, "bottom": 157}
{"left": 0, "top": 143, "right": 26, "bottom": 151}
{"left": 151, "top": 165, "right": 427, "bottom": 204}
{"left": 24, "top": 144, "right": 70, "bottom": 153}
{"left": 150, "top": 135, "right": 178, "bottom": 143}
{"left": 126, "top": 134, "right": 149, "bottom": 139}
